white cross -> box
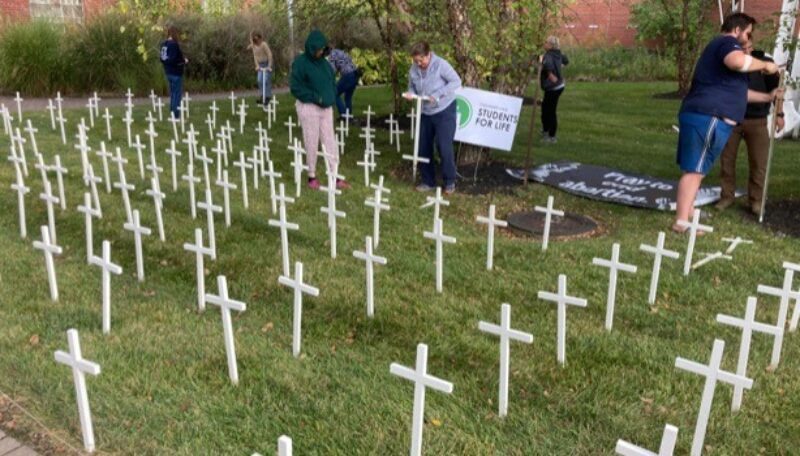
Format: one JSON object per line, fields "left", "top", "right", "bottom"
{"left": 534, "top": 195, "right": 564, "bottom": 251}
{"left": 336, "top": 125, "right": 346, "bottom": 157}
{"left": 51, "top": 154, "right": 69, "bottom": 211}
{"left": 691, "top": 251, "right": 732, "bottom": 270}
{"left": 291, "top": 139, "right": 309, "bottom": 197}
{"left": 95, "top": 142, "right": 113, "bottom": 193}
{"left": 265, "top": 102, "right": 275, "bottom": 129}
{"left": 402, "top": 96, "right": 426, "bottom": 182}
{"left": 757, "top": 261, "right": 800, "bottom": 368}
{"left": 264, "top": 159, "right": 283, "bottom": 214}
{"left": 53, "top": 329, "right": 101, "bottom": 453}
{"left": 285, "top": 116, "right": 296, "bottom": 144}
{"left": 639, "top": 232, "right": 680, "bottom": 305}
{"left": 216, "top": 170, "right": 238, "bottom": 228}
{"left": 164, "top": 140, "right": 182, "bottom": 192}
{"left": 342, "top": 109, "right": 353, "bottom": 136}
{"left": 721, "top": 236, "right": 753, "bottom": 255}
{"left": 615, "top": 424, "right": 679, "bottom": 456}
{"left": 423, "top": 217, "right": 457, "bottom": 293}
{"left": 205, "top": 275, "right": 247, "bottom": 384}
{"left": 14, "top": 91, "right": 23, "bottom": 123}
{"left": 353, "top": 235, "right": 388, "bottom": 318}
{"left": 677, "top": 209, "right": 714, "bottom": 275}
{"left": 478, "top": 303, "right": 533, "bottom": 417}
{"left": 356, "top": 150, "right": 376, "bottom": 187}
{"left": 183, "top": 92, "right": 192, "bottom": 117}
{"left": 675, "top": 339, "right": 753, "bottom": 456}
{"left": 246, "top": 148, "right": 261, "bottom": 191}
{"left": 132, "top": 134, "right": 146, "bottom": 180}
{"left": 197, "top": 189, "right": 222, "bottom": 260}
{"left": 233, "top": 152, "right": 252, "bottom": 209}
{"left": 84, "top": 164, "right": 103, "bottom": 218}
{"left": 145, "top": 119, "right": 159, "bottom": 162}
{"left": 102, "top": 108, "right": 113, "bottom": 141}
{"left": 182, "top": 228, "right": 214, "bottom": 312}
{"left": 269, "top": 189, "right": 300, "bottom": 277}
{"left": 389, "top": 343, "right": 453, "bottom": 456}
{"left": 1, "top": 104, "right": 12, "bottom": 134}
{"left": 33, "top": 225, "right": 63, "bottom": 301}
{"left": 278, "top": 435, "right": 292, "bottom": 456}
{"left": 181, "top": 163, "right": 200, "bottom": 219}
{"left": 13, "top": 127, "right": 29, "bottom": 176}
{"left": 10, "top": 166, "right": 29, "bottom": 238}
{"left": 112, "top": 148, "right": 134, "bottom": 223}
{"left": 91, "top": 92, "right": 101, "bottom": 117}
{"left": 155, "top": 97, "right": 164, "bottom": 122}
{"left": 363, "top": 105, "right": 374, "bottom": 127}
{"left": 56, "top": 109, "right": 68, "bottom": 145}
{"left": 238, "top": 99, "right": 248, "bottom": 133}
{"left": 210, "top": 101, "right": 219, "bottom": 128}
{"left": 320, "top": 179, "right": 346, "bottom": 259}
{"left": 168, "top": 113, "right": 180, "bottom": 143}
{"left": 196, "top": 146, "right": 214, "bottom": 191}
{"left": 124, "top": 88, "right": 134, "bottom": 114}
{"left": 592, "top": 243, "right": 638, "bottom": 331}
{"left": 149, "top": 89, "right": 158, "bottom": 110}
{"left": 47, "top": 99, "right": 57, "bottom": 130}
{"left": 212, "top": 139, "right": 226, "bottom": 183}
{"left": 223, "top": 121, "right": 235, "bottom": 155}
{"left": 476, "top": 204, "right": 508, "bottom": 271}
{"left": 145, "top": 177, "right": 166, "bottom": 242}
{"left": 77, "top": 192, "right": 101, "bottom": 263}
{"left": 86, "top": 98, "right": 95, "bottom": 128}
{"left": 205, "top": 113, "right": 215, "bottom": 141}
{"left": 270, "top": 95, "right": 279, "bottom": 123}
{"left": 278, "top": 262, "right": 320, "bottom": 357}
{"left": 420, "top": 187, "right": 450, "bottom": 230}
{"left": 537, "top": 274, "right": 588, "bottom": 366}
{"left": 90, "top": 240, "right": 123, "bottom": 335}
{"left": 229, "top": 91, "right": 238, "bottom": 114}
{"left": 184, "top": 124, "right": 198, "bottom": 162}
{"left": 386, "top": 114, "right": 396, "bottom": 144}
{"left": 123, "top": 110, "right": 134, "bottom": 147}
{"left": 716, "top": 296, "right": 781, "bottom": 411}
{"left": 178, "top": 101, "right": 188, "bottom": 133}
{"left": 123, "top": 210, "right": 152, "bottom": 282}
{"left": 24, "top": 119, "right": 38, "bottom": 156}
{"left": 365, "top": 186, "right": 390, "bottom": 248}
{"left": 40, "top": 179, "right": 60, "bottom": 245}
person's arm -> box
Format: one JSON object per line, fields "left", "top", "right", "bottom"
{"left": 253, "top": 46, "right": 259, "bottom": 71}
{"left": 403, "top": 67, "right": 418, "bottom": 99}
{"left": 429, "top": 60, "right": 462, "bottom": 103}
{"left": 724, "top": 50, "right": 778, "bottom": 74}
{"left": 290, "top": 60, "right": 318, "bottom": 104}
{"left": 747, "top": 88, "right": 782, "bottom": 103}
{"left": 265, "top": 43, "right": 273, "bottom": 71}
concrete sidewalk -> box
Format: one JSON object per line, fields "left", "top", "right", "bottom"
{"left": 0, "top": 430, "right": 37, "bottom": 456}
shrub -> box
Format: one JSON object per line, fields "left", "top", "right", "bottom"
{"left": 0, "top": 21, "right": 65, "bottom": 95}
{"left": 564, "top": 47, "right": 676, "bottom": 83}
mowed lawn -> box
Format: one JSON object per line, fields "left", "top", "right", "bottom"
{"left": 0, "top": 83, "right": 799, "bottom": 455}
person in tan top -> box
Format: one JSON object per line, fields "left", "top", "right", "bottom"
{"left": 249, "top": 32, "right": 273, "bottom": 104}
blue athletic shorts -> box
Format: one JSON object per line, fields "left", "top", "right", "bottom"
{"left": 676, "top": 111, "right": 735, "bottom": 175}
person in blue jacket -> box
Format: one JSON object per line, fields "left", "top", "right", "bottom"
{"left": 160, "top": 26, "right": 188, "bottom": 119}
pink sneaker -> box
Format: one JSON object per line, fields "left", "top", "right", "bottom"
{"left": 308, "top": 178, "right": 320, "bottom": 190}
{"left": 336, "top": 179, "right": 351, "bottom": 189}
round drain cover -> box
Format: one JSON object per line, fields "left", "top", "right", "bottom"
{"left": 506, "top": 210, "right": 600, "bottom": 239}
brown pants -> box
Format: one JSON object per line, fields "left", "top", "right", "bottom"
{"left": 719, "top": 117, "right": 770, "bottom": 212}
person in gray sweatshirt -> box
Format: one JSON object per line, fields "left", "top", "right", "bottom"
{"left": 540, "top": 35, "right": 569, "bottom": 143}
{"left": 403, "top": 41, "right": 462, "bottom": 193}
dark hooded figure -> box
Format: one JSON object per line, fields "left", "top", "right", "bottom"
{"left": 539, "top": 35, "right": 569, "bottom": 143}
{"left": 290, "top": 30, "right": 349, "bottom": 190}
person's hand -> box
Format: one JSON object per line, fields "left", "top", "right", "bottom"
{"left": 425, "top": 95, "right": 437, "bottom": 105}
{"left": 402, "top": 92, "right": 415, "bottom": 101}
{"left": 763, "top": 62, "right": 779, "bottom": 75}
{"left": 255, "top": 66, "right": 260, "bottom": 72}
{"left": 777, "top": 115, "right": 786, "bottom": 132}
{"left": 771, "top": 87, "right": 785, "bottom": 101}
{"left": 267, "top": 68, "right": 272, "bottom": 73}
{"left": 184, "top": 58, "right": 189, "bottom": 64}
{"left": 538, "top": 54, "right": 544, "bottom": 64}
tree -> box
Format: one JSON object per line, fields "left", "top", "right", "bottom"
{"left": 631, "top": 0, "right": 718, "bottom": 95}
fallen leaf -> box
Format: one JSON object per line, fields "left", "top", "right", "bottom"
{"left": 29, "top": 334, "right": 40, "bottom": 346}
{"left": 261, "top": 322, "right": 274, "bottom": 333}
{"left": 431, "top": 418, "right": 442, "bottom": 427}
{"left": 160, "top": 259, "right": 168, "bottom": 266}
{"left": 144, "top": 290, "right": 156, "bottom": 297}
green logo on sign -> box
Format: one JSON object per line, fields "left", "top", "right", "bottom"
{"left": 456, "top": 96, "right": 472, "bottom": 129}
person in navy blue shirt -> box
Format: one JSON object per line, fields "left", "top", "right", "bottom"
{"left": 673, "top": 13, "right": 779, "bottom": 232}
{"left": 160, "top": 26, "right": 188, "bottom": 119}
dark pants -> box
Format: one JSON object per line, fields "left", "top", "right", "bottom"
{"left": 419, "top": 101, "right": 457, "bottom": 187}
{"left": 166, "top": 73, "right": 183, "bottom": 118}
{"left": 541, "top": 87, "right": 564, "bottom": 138}
{"left": 719, "top": 117, "right": 770, "bottom": 213}
{"left": 335, "top": 71, "right": 359, "bottom": 117}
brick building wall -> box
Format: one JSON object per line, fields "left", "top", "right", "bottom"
{"left": 559, "top": 0, "right": 785, "bottom": 47}
{"left": 0, "top": 0, "right": 115, "bottom": 23}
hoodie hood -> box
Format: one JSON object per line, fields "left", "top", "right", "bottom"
{"left": 304, "top": 30, "right": 328, "bottom": 60}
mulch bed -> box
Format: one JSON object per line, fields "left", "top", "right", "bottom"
{"left": 391, "top": 161, "right": 523, "bottom": 195}
{"left": 742, "top": 199, "right": 800, "bottom": 238}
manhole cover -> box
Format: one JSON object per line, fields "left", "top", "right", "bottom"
{"left": 506, "top": 210, "right": 601, "bottom": 239}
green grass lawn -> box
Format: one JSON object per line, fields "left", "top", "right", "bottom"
{"left": 1, "top": 83, "right": 799, "bottom": 455}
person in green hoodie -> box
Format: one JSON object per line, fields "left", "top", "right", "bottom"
{"left": 290, "top": 29, "right": 349, "bottom": 190}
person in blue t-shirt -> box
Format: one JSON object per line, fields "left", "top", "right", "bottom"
{"left": 673, "top": 13, "right": 780, "bottom": 233}
{"left": 160, "top": 26, "right": 188, "bottom": 119}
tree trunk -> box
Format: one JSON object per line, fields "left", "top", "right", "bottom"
{"left": 445, "top": 0, "right": 480, "bottom": 86}
{"left": 677, "top": 0, "right": 692, "bottom": 96}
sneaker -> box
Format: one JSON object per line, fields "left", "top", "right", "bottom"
{"left": 336, "top": 179, "right": 351, "bottom": 189}
{"left": 415, "top": 183, "right": 435, "bottom": 192}
{"left": 543, "top": 136, "right": 557, "bottom": 143}
{"left": 308, "top": 177, "right": 320, "bottom": 190}
{"left": 444, "top": 184, "right": 456, "bottom": 194}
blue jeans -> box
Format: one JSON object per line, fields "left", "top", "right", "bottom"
{"left": 419, "top": 101, "right": 457, "bottom": 187}
{"left": 335, "top": 71, "right": 359, "bottom": 117}
{"left": 166, "top": 73, "right": 183, "bottom": 118}
{"left": 257, "top": 64, "right": 272, "bottom": 102}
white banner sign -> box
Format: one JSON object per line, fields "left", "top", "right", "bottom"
{"left": 454, "top": 87, "right": 523, "bottom": 152}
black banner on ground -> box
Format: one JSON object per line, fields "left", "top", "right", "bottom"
{"left": 506, "top": 161, "right": 737, "bottom": 211}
